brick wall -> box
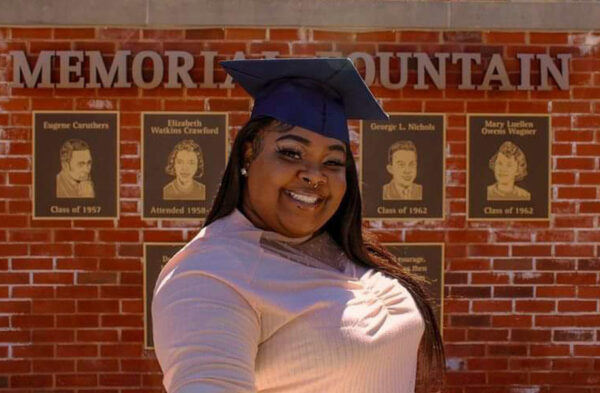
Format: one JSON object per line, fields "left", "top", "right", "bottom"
{"left": 0, "top": 27, "right": 599, "bottom": 392}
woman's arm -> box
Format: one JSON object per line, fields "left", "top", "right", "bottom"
{"left": 152, "top": 270, "right": 260, "bottom": 393}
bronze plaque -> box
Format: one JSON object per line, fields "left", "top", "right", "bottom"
{"left": 361, "top": 114, "right": 445, "bottom": 221}
{"left": 142, "top": 113, "right": 228, "bottom": 220}
{"left": 468, "top": 115, "right": 550, "bottom": 221}
{"left": 33, "top": 111, "right": 119, "bottom": 219}
{"left": 382, "top": 243, "right": 444, "bottom": 331}
{"left": 144, "top": 242, "right": 186, "bottom": 349}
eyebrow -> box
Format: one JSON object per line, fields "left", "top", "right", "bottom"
{"left": 275, "top": 134, "right": 347, "bottom": 154}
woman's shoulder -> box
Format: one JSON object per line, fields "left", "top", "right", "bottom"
{"left": 157, "top": 216, "right": 262, "bottom": 288}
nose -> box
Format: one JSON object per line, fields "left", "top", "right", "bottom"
{"left": 299, "top": 165, "right": 326, "bottom": 188}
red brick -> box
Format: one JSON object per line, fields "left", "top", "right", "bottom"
{"left": 30, "top": 243, "right": 73, "bottom": 256}
{"left": 77, "top": 272, "right": 118, "bottom": 285}
{"left": 269, "top": 28, "right": 300, "bottom": 41}
{"left": 554, "top": 329, "right": 595, "bottom": 342}
{"left": 468, "top": 245, "right": 509, "bottom": 257}
{"left": 558, "top": 300, "right": 597, "bottom": 312}
{"left": 54, "top": 28, "right": 96, "bottom": 39}
{"left": 513, "top": 272, "right": 554, "bottom": 284}
{"left": 576, "top": 144, "right": 600, "bottom": 156}
{"left": 484, "top": 32, "right": 526, "bottom": 44}
{"left": 141, "top": 29, "right": 183, "bottom": 40}
{"left": 12, "top": 28, "right": 52, "bottom": 38}
{"left": 0, "top": 157, "right": 29, "bottom": 170}
{"left": 555, "top": 245, "right": 595, "bottom": 257}
{"left": 57, "top": 344, "right": 98, "bottom": 357}
{"left": 472, "top": 300, "right": 511, "bottom": 313}
{"left": 11, "top": 315, "right": 54, "bottom": 328}
{"left": 471, "top": 272, "right": 509, "bottom": 285}
{"left": 74, "top": 244, "right": 116, "bottom": 257}
{"left": 77, "top": 359, "right": 119, "bottom": 372}
{"left": 11, "top": 374, "right": 53, "bottom": 388}
{"left": 56, "top": 374, "right": 97, "bottom": 387}
{"left": 530, "top": 32, "right": 569, "bottom": 44}
{"left": 31, "top": 329, "right": 74, "bottom": 344}
{"left": 554, "top": 216, "right": 595, "bottom": 228}
{"left": 400, "top": 31, "right": 439, "bottom": 42}
{"left": 515, "top": 300, "right": 556, "bottom": 313}
{"left": 249, "top": 42, "right": 290, "bottom": 55}
{"left": 185, "top": 28, "right": 225, "bottom": 40}
{"left": 492, "top": 258, "right": 532, "bottom": 271}
{"left": 56, "top": 286, "right": 98, "bottom": 299}
{"left": 291, "top": 42, "right": 333, "bottom": 55}
{"left": 225, "top": 28, "right": 266, "bottom": 40}
{"left": 98, "top": 230, "right": 139, "bottom": 242}
{"left": 77, "top": 329, "right": 119, "bottom": 342}
{"left": 56, "top": 257, "right": 98, "bottom": 270}
{"left": 0, "top": 244, "right": 28, "bottom": 256}
{"left": 97, "top": 28, "right": 140, "bottom": 40}
{"left": 536, "top": 285, "right": 576, "bottom": 298}
{"left": 488, "top": 344, "right": 527, "bottom": 356}
{"left": 535, "top": 230, "right": 575, "bottom": 243}
{"left": 32, "top": 299, "right": 75, "bottom": 314}
{"left": 556, "top": 157, "right": 596, "bottom": 170}
{"left": 557, "top": 187, "right": 597, "bottom": 199}
{"left": 494, "top": 286, "right": 533, "bottom": 298}
{"left": 0, "top": 360, "right": 30, "bottom": 373}
{"left": 12, "top": 286, "right": 54, "bottom": 299}
{"left": 33, "top": 272, "right": 73, "bottom": 284}
{"left": 445, "top": 343, "right": 486, "bottom": 357}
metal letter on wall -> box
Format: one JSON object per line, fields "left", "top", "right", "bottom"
{"left": 361, "top": 114, "right": 445, "bottom": 221}
{"left": 467, "top": 114, "right": 550, "bottom": 221}
{"left": 144, "top": 243, "right": 185, "bottom": 349}
{"left": 382, "top": 243, "right": 444, "bottom": 332}
{"left": 33, "top": 111, "right": 119, "bottom": 219}
{"left": 142, "top": 113, "right": 228, "bottom": 220}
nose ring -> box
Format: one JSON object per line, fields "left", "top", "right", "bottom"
{"left": 303, "top": 176, "right": 321, "bottom": 189}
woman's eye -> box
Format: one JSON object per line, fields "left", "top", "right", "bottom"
{"left": 325, "top": 159, "right": 345, "bottom": 167}
{"left": 276, "top": 147, "right": 302, "bottom": 160}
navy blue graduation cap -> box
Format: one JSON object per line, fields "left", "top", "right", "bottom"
{"left": 220, "top": 58, "right": 388, "bottom": 143}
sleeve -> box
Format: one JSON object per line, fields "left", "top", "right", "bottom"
{"left": 152, "top": 269, "right": 261, "bottom": 393}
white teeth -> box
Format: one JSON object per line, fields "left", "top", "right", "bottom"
{"left": 288, "top": 191, "right": 319, "bottom": 204}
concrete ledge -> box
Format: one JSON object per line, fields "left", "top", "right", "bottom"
{"left": 1, "top": 0, "right": 599, "bottom": 30}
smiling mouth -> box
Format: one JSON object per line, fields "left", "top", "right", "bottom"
{"left": 284, "top": 190, "right": 323, "bottom": 206}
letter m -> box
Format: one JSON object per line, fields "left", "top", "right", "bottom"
{"left": 10, "top": 51, "right": 53, "bottom": 88}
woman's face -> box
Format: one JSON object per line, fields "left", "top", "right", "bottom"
{"left": 493, "top": 152, "right": 518, "bottom": 185}
{"left": 174, "top": 149, "right": 198, "bottom": 183}
{"left": 242, "top": 126, "right": 348, "bottom": 238}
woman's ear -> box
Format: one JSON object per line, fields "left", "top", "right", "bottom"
{"left": 242, "top": 141, "right": 253, "bottom": 168}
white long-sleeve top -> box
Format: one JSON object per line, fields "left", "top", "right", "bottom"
{"left": 152, "top": 210, "right": 424, "bottom": 393}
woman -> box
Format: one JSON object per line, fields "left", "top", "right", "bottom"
{"left": 487, "top": 140, "right": 531, "bottom": 201}
{"left": 163, "top": 139, "right": 206, "bottom": 201}
{"left": 152, "top": 58, "right": 445, "bottom": 393}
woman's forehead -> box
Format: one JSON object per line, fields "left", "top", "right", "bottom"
{"left": 265, "top": 125, "right": 346, "bottom": 151}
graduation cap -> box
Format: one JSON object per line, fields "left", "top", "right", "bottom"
{"left": 220, "top": 58, "right": 388, "bottom": 143}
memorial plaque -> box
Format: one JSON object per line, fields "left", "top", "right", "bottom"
{"left": 382, "top": 243, "right": 444, "bottom": 331}
{"left": 468, "top": 115, "right": 550, "bottom": 221}
{"left": 144, "top": 243, "right": 186, "bottom": 349}
{"left": 361, "top": 114, "right": 445, "bottom": 221}
{"left": 33, "top": 111, "right": 119, "bottom": 219}
{"left": 142, "top": 113, "right": 228, "bottom": 220}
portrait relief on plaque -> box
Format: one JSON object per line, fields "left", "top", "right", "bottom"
{"left": 142, "top": 113, "right": 228, "bottom": 220}
{"left": 361, "top": 114, "right": 445, "bottom": 221}
{"left": 33, "top": 111, "right": 119, "bottom": 219}
{"left": 382, "top": 243, "right": 444, "bottom": 332}
{"left": 162, "top": 139, "right": 206, "bottom": 201}
{"left": 468, "top": 115, "right": 550, "bottom": 220}
{"left": 144, "top": 243, "right": 186, "bottom": 349}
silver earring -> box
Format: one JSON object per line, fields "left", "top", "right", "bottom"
{"left": 240, "top": 167, "right": 248, "bottom": 176}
